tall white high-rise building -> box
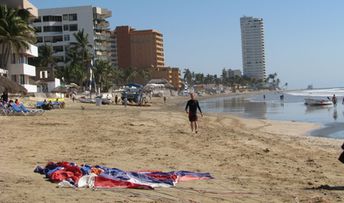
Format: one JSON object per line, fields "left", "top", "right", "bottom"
{"left": 32, "top": 6, "right": 112, "bottom": 76}
{"left": 240, "top": 16, "right": 266, "bottom": 80}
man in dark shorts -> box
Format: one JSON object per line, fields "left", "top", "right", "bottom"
{"left": 185, "top": 93, "right": 203, "bottom": 133}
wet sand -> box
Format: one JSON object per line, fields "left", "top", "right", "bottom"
{"left": 0, "top": 96, "right": 344, "bottom": 202}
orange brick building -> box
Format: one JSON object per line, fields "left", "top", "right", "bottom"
{"left": 113, "top": 26, "right": 164, "bottom": 69}
{"left": 150, "top": 67, "right": 182, "bottom": 90}
{"left": 112, "top": 26, "right": 182, "bottom": 89}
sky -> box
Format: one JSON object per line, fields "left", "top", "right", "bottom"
{"left": 30, "top": 0, "right": 344, "bottom": 89}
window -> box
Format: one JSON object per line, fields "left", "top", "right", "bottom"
{"left": 34, "top": 26, "right": 42, "bottom": 33}
{"left": 37, "top": 37, "right": 43, "bottom": 43}
{"left": 64, "top": 35, "right": 70, "bottom": 41}
{"left": 42, "top": 15, "right": 62, "bottom": 22}
{"left": 19, "top": 75, "right": 25, "bottom": 85}
{"left": 53, "top": 46, "right": 63, "bottom": 52}
{"left": 63, "top": 14, "right": 68, "bottom": 21}
{"left": 39, "top": 71, "right": 48, "bottom": 79}
{"left": 69, "top": 24, "right": 78, "bottom": 31}
{"left": 43, "top": 26, "right": 62, "bottom": 32}
{"left": 33, "top": 16, "right": 41, "bottom": 23}
{"left": 63, "top": 25, "right": 69, "bottom": 31}
{"left": 44, "top": 36, "right": 53, "bottom": 42}
{"left": 69, "top": 14, "right": 77, "bottom": 21}
{"left": 52, "top": 36, "right": 63, "bottom": 43}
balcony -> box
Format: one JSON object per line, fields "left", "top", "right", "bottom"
{"left": 23, "top": 84, "right": 37, "bottom": 93}
{"left": 20, "top": 44, "right": 38, "bottom": 57}
{"left": 8, "top": 63, "right": 36, "bottom": 77}
{"left": 94, "top": 34, "right": 110, "bottom": 41}
{"left": 94, "top": 7, "right": 112, "bottom": 19}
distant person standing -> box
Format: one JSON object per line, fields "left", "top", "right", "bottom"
{"left": 123, "top": 92, "right": 128, "bottom": 108}
{"left": 1, "top": 90, "right": 8, "bottom": 104}
{"left": 115, "top": 94, "right": 118, "bottom": 105}
{"left": 163, "top": 96, "right": 167, "bottom": 104}
{"left": 263, "top": 95, "right": 266, "bottom": 100}
{"left": 185, "top": 93, "right": 203, "bottom": 133}
{"left": 71, "top": 92, "right": 76, "bottom": 103}
{"left": 332, "top": 94, "right": 337, "bottom": 106}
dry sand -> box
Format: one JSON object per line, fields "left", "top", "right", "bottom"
{"left": 1, "top": 96, "right": 344, "bottom": 203}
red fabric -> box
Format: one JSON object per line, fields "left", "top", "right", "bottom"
{"left": 145, "top": 173, "right": 178, "bottom": 182}
{"left": 177, "top": 175, "right": 210, "bottom": 182}
{"left": 94, "top": 176, "right": 153, "bottom": 190}
{"left": 50, "top": 163, "right": 83, "bottom": 183}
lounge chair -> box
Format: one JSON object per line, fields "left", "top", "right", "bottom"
{"left": 8, "top": 104, "right": 44, "bottom": 116}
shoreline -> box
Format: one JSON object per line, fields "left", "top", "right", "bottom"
{"left": 195, "top": 92, "right": 344, "bottom": 140}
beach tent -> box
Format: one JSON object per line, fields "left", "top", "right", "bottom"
{"left": 0, "top": 76, "right": 28, "bottom": 94}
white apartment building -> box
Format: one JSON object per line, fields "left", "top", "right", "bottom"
{"left": 240, "top": 16, "right": 266, "bottom": 80}
{"left": 32, "top": 6, "right": 112, "bottom": 75}
{"left": 0, "top": 0, "right": 38, "bottom": 92}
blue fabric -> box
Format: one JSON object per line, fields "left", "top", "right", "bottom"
{"left": 96, "top": 165, "right": 174, "bottom": 185}
{"left": 80, "top": 165, "right": 92, "bottom": 175}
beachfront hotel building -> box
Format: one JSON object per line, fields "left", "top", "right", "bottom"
{"left": 112, "top": 26, "right": 181, "bottom": 89}
{"left": 32, "top": 6, "right": 112, "bottom": 85}
{"left": 0, "top": 0, "right": 38, "bottom": 92}
{"left": 240, "top": 16, "right": 266, "bottom": 80}
{"left": 112, "top": 26, "right": 165, "bottom": 69}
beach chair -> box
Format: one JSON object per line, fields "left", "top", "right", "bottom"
{"left": 9, "top": 104, "right": 44, "bottom": 116}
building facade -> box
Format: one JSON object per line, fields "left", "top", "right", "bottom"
{"left": 240, "top": 16, "right": 266, "bottom": 80}
{"left": 112, "top": 26, "right": 165, "bottom": 69}
{"left": 150, "top": 67, "right": 182, "bottom": 90}
{"left": 0, "top": 0, "right": 38, "bottom": 92}
{"left": 112, "top": 26, "right": 182, "bottom": 89}
{"left": 32, "top": 6, "right": 112, "bottom": 73}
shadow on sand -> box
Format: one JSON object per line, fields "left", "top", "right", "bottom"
{"left": 306, "top": 185, "right": 344, "bottom": 191}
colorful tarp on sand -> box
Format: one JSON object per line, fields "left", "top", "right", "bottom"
{"left": 34, "top": 162, "right": 213, "bottom": 189}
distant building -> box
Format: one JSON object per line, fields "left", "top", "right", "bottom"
{"left": 150, "top": 67, "right": 182, "bottom": 90}
{"left": 240, "top": 16, "right": 266, "bottom": 80}
{"left": 32, "top": 6, "right": 112, "bottom": 79}
{"left": 112, "top": 26, "right": 181, "bottom": 89}
{"left": 227, "top": 69, "right": 242, "bottom": 78}
{"left": 112, "top": 26, "right": 164, "bottom": 69}
{"left": 0, "top": 0, "right": 38, "bottom": 92}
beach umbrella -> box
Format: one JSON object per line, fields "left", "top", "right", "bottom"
{"left": 51, "top": 86, "right": 68, "bottom": 93}
{"left": 69, "top": 83, "right": 79, "bottom": 88}
{"left": 0, "top": 76, "right": 28, "bottom": 94}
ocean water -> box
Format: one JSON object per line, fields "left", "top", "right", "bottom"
{"left": 200, "top": 88, "right": 344, "bottom": 139}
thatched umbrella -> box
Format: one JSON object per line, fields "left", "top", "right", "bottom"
{"left": 51, "top": 86, "right": 68, "bottom": 93}
{"left": 0, "top": 76, "right": 28, "bottom": 94}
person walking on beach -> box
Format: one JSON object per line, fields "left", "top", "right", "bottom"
{"left": 123, "top": 92, "right": 128, "bottom": 108}
{"left": 185, "top": 93, "right": 203, "bottom": 133}
{"left": 115, "top": 94, "right": 118, "bottom": 105}
{"left": 332, "top": 94, "right": 337, "bottom": 106}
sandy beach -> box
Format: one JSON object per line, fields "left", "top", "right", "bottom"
{"left": 1, "top": 96, "right": 344, "bottom": 203}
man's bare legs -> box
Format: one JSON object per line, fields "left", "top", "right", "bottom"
{"left": 190, "top": 121, "right": 198, "bottom": 133}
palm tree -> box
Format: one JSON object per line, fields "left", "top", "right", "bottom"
{"left": 93, "top": 60, "right": 117, "bottom": 91}
{"left": 34, "top": 44, "right": 56, "bottom": 78}
{"left": 0, "top": 5, "right": 36, "bottom": 71}
{"left": 183, "top": 68, "right": 192, "bottom": 85}
{"left": 64, "top": 29, "right": 93, "bottom": 86}
{"left": 71, "top": 29, "right": 92, "bottom": 67}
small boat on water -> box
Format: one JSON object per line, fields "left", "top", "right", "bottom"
{"left": 304, "top": 98, "right": 333, "bottom": 106}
